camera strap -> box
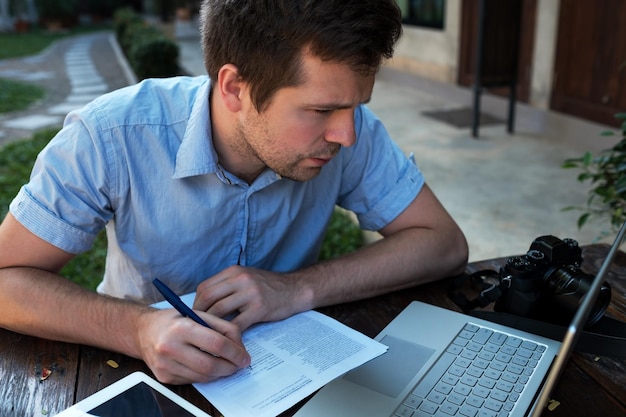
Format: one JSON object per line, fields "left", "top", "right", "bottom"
{"left": 447, "top": 271, "right": 626, "bottom": 358}
{"left": 447, "top": 270, "right": 506, "bottom": 311}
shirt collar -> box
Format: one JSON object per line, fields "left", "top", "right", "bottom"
{"left": 172, "top": 78, "right": 220, "bottom": 179}
{"left": 171, "top": 78, "right": 284, "bottom": 189}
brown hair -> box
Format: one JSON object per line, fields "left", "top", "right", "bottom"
{"left": 200, "top": 0, "right": 402, "bottom": 111}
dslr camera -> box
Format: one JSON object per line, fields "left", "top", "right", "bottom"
{"left": 494, "top": 235, "right": 611, "bottom": 327}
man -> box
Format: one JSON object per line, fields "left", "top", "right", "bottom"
{"left": 0, "top": 0, "right": 468, "bottom": 384}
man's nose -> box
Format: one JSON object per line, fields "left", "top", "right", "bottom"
{"left": 325, "top": 109, "right": 356, "bottom": 147}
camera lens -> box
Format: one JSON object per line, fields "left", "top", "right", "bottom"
{"left": 544, "top": 266, "right": 611, "bottom": 326}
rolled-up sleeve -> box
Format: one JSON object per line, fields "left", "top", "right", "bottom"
{"left": 10, "top": 118, "right": 114, "bottom": 254}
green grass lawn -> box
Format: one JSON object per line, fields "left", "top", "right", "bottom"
{"left": 0, "top": 26, "right": 111, "bottom": 60}
{"left": 0, "top": 30, "right": 65, "bottom": 59}
{"left": 0, "top": 78, "right": 45, "bottom": 113}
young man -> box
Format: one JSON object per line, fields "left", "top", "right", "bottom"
{"left": 0, "top": 0, "right": 468, "bottom": 384}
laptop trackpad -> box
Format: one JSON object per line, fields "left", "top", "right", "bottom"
{"left": 343, "top": 334, "right": 436, "bottom": 398}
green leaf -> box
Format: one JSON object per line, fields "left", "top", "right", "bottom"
{"left": 577, "top": 213, "right": 590, "bottom": 229}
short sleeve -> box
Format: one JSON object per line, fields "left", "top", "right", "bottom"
{"left": 337, "top": 105, "right": 425, "bottom": 231}
{"left": 10, "top": 116, "right": 114, "bottom": 254}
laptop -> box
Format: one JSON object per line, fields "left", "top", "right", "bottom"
{"left": 295, "top": 222, "right": 626, "bottom": 417}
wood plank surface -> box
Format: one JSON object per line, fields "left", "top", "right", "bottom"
{"left": 0, "top": 331, "right": 79, "bottom": 417}
{"left": 73, "top": 345, "right": 220, "bottom": 416}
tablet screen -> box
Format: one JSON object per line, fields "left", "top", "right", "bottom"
{"left": 87, "top": 381, "right": 195, "bottom": 417}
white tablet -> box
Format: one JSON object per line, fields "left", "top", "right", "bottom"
{"left": 55, "top": 371, "right": 212, "bottom": 417}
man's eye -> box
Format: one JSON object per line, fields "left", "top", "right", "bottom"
{"left": 314, "top": 109, "right": 332, "bottom": 114}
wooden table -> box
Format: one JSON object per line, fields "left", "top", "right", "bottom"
{"left": 2, "top": 244, "right": 626, "bottom": 417}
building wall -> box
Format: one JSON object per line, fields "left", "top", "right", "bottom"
{"left": 388, "top": 0, "right": 560, "bottom": 110}
{"left": 529, "top": 0, "right": 559, "bottom": 109}
{"left": 389, "top": 0, "right": 461, "bottom": 83}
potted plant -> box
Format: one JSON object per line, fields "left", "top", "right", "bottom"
{"left": 153, "top": 0, "right": 174, "bottom": 22}
{"left": 8, "top": 0, "right": 32, "bottom": 32}
{"left": 175, "top": 0, "right": 191, "bottom": 21}
{"left": 562, "top": 113, "right": 626, "bottom": 234}
{"left": 35, "top": 0, "right": 78, "bottom": 30}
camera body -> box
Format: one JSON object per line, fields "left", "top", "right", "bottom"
{"left": 494, "top": 235, "right": 611, "bottom": 327}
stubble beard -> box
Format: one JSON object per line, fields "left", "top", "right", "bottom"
{"left": 234, "top": 119, "right": 331, "bottom": 182}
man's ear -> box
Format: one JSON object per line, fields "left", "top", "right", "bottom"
{"left": 216, "top": 64, "right": 245, "bottom": 113}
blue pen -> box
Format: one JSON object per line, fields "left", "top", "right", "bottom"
{"left": 153, "top": 278, "right": 211, "bottom": 328}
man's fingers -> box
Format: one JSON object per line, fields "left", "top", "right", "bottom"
{"left": 193, "top": 311, "right": 251, "bottom": 368}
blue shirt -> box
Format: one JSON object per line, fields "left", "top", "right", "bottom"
{"left": 10, "top": 76, "right": 424, "bottom": 303}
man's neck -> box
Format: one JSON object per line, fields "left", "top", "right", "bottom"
{"left": 210, "top": 90, "right": 266, "bottom": 184}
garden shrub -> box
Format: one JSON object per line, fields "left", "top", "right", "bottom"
{"left": 128, "top": 27, "right": 180, "bottom": 79}
{"left": 113, "top": 8, "right": 180, "bottom": 80}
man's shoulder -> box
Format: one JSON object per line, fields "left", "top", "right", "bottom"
{"left": 132, "top": 75, "right": 209, "bottom": 97}
{"left": 84, "top": 76, "right": 210, "bottom": 126}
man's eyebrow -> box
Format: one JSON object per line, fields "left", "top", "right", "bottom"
{"left": 309, "top": 97, "right": 372, "bottom": 109}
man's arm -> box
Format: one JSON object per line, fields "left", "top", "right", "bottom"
{"left": 301, "top": 183, "right": 468, "bottom": 305}
{"left": 194, "top": 184, "right": 468, "bottom": 329}
{"left": 0, "top": 213, "right": 251, "bottom": 384}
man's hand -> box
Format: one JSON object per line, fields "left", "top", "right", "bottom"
{"left": 193, "top": 266, "right": 303, "bottom": 330}
{"left": 136, "top": 307, "right": 251, "bottom": 384}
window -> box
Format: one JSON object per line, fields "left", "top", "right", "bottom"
{"left": 397, "top": 0, "right": 445, "bottom": 30}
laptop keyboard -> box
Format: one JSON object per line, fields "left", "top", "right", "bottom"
{"left": 394, "top": 323, "right": 546, "bottom": 417}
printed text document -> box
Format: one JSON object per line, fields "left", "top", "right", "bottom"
{"left": 154, "top": 293, "right": 388, "bottom": 417}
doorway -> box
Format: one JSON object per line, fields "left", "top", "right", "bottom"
{"left": 550, "top": 0, "right": 626, "bottom": 128}
{"left": 457, "top": 0, "right": 537, "bottom": 103}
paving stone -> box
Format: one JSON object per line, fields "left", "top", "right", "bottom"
{"left": 4, "top": 114, "right": 62, "bottom": 130}
{"left": 65, "top": 58, "right": 92, "bottom": 65}
{"left": 48, "top": 103, "right": 83, "bottom": 115}
{"left": 0, "top": 69, "right": 24, "bottom": 77}
{"left": 67, "top": 68, "right": 99, "bottom": 77}
{"left": 66, "top": 93, "right": 101, "bottom": 102}
{"left": 21, "top": 55, "right": 46, "bottom": 64}
{"left": 18, "top": 72, "right": 56, "bottom": 81}
{"left": 70, "top": 77, "right": 105, "bottom": 87}
{"left": 0, "top": 31, "right": 132, "bottom": 145}
{"left": 72, "top": 84, "right": 107, "bottom": 94}
{"left": 0, "top": 70, "right": 55, "bottom": 80}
